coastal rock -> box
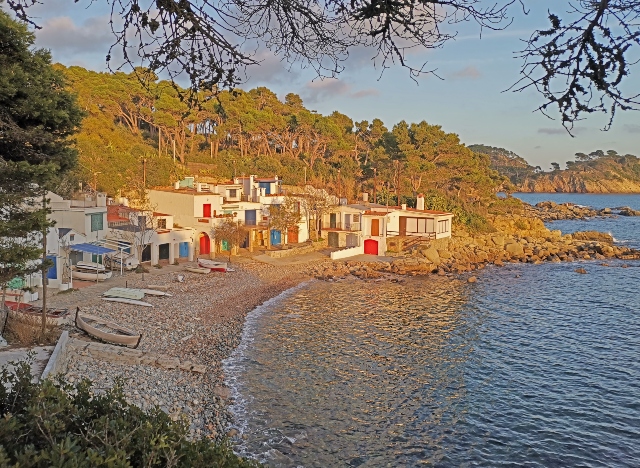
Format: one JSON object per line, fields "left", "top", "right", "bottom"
{"left": 575, "top": 268, "right": 587, "bottom": 274}
{"left": 421, "top": 247, "right": 440, "bottom": 265}
{"left": 504, "top": 242, "right": 524, "bottom": 257}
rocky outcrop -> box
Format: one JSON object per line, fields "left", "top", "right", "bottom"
{"left": 519, "top": 173, "right": 640, "bottom": 193}
{"left": 528, "top": 201, "right": 615, "bottom": 221}
{"left": 309, "top": 214, "right": 640, "bottom": 280}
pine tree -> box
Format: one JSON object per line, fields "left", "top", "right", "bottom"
{"left": 0, "top": 10, "right": 83, "bottom": 335}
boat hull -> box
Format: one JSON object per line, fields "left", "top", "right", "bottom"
{"left": 75, "top": 309, "right": 142, "bottom": 348}
{"left": 197, "top": 259, "right": 230, "bottom": 272}
{"left": 71, "top": 267, "right": 113, "bottom": 281}
{"left": 185, "top": 266, "right": 211, "bottom": 274}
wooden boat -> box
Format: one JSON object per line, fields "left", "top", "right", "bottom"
{"left": 72, "top": 266, "right": 113, "bottom": 281}
{"left": 140, "top": 289, "right": 173, "bottom": 297}
{"left": 75, "top": 308, "right": 142, "bottom": 348}
{"left": 103, "top": 287, "right": 145, "bottom": 300}
{"left": 104, "top": 252, "right": 139, "bottom": 271}
{"left": 5, "top": 301, "right": 70, "bottom": 324}
{"left": 102, "top": 297, "right": 153, "bottom": 307}
{"left": 197, "top": 258, "right": 231, "bottom": 272}
{"left": 185, "top": 266, "right": 211, "bottom": 274}
{"left": 77, "top": 261, "right": 106, "bottom": 272}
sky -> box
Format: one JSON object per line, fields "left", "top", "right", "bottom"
{"left": 18, "top": 0, "right": 640, "bottom": 169}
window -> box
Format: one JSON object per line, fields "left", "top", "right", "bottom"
{"left": 138, "top": 215, "right": 147, "bottom": 228}
{"left": 352, "top": 214, "right": 360, "bottom": 223}
{"left": 437, "top": 219, "right": 449, "bottom": 234}
{"left": 229, "top": 189, "right": 237, "bottom": 198}
{"left": 90, "top": 213, "right": 103, "bottom": 232}
{"left": 70, "top": 234, "right": 75, "bottom": 242}
{"left": 157, "top": 219, "right": 167, "bottom": 229}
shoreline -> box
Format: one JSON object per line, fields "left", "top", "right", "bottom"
{"left": 40, "top": 207, "right": 640, "bottom": 442}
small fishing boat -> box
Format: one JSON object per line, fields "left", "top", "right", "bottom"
{"left": 5, "top": 302, "right": 70, "bottom": 325}
{"left": 76, "top": 261, "right": 106, "bottom": 272}
{"left": 185, "top": 266, "right": 211, "bottom": 274}
{"left": 103, "top": 287, "right": 145, "bottom": 300}
{"left": 71, "top": 266, "right": 113, "bottom": 281}
{"left": 104, "top": 252, "right": 139, "bottom": 271}
{"left": 102, "top": 297, "right": 153, "bottom": 307}
{"left": 140, "top": 289, "right": 173, "bottom": 297}
{"left": 75, "top": 308, "right": 142, "bottom": 348}
{"left": 197, "top": 258, "right": 231, "bottom": 272}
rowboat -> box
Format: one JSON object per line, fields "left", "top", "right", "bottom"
{"left": 71, "top": 266, "right": 113, "bottom": 281}
{"left": 77, "top": 261, "right": 106, "bottom": 272}
{"left": 185, "top": 266, "right": 211, "bottom": 274}
{"left": 103, "top": 287, "right": 145, "bottom": 300}
{"left": 197, "top": 258, "right": 231, "bottom": 272}
{"left": 75, "top": 308, "right": 142, "bottom": 348}
{"left": 102, "top": 297, "right": 153, "bottom": 307}
{"left": 104, "top": 252, "right": 139, "bottom": 271}
{"left": 4, "top": 301, "right": 70, "bottom": 325}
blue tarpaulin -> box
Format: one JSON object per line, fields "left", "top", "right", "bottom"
{"left": 70, "top": 243, "right": 115, "bottom": 255}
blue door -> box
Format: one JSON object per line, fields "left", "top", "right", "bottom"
{"left": 46, "top": 255, "right": 57, "bottom": 279}
{"left": 245, "top": 209, "right": 257, "bottom": 225}
{"left": 259, "top": 182, "right": 271, "bottom": 195}
{"left": 179, "top": 242, "right": 189, "bottom": 258}
{"left": 270, "top": 229, "right": 281, "bottom": 245}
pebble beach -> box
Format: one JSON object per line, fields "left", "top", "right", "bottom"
{"left": 44, "top": 259, "right": 313, "bottom": 440}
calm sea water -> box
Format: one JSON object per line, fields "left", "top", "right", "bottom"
{"left": 224, "top": 194, "right": 640, "bottom": 467}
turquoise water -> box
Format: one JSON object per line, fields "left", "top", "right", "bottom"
{"left": 225, "top": 194, "right": 640, "bottom": 467}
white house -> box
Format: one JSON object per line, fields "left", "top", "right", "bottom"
{"left": 327, "top": 194, "right": 454, "bottom": 259}
{"left": 107, "top": 205, "right": 195, "bottom": 265}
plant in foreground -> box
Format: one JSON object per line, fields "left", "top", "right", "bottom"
{"left": 0, "top": 361, "right": 258, "bottom": 467}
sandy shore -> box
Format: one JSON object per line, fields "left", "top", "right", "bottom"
{"left": 44, "top": 258, "right": 318, "bottom": 440}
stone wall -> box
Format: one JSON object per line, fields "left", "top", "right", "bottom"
{"left": 266, "top": 239, "right": 327, "bottom": 258}
{"left": 41, "top": 331, "right": 70, "bottom": 380}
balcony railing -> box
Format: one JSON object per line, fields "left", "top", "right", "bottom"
{"left": 322, "top": 221, "right": 361, "bottom": 231}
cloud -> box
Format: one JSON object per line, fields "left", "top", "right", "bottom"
{"left": 534, "top": 145, "right": 542, "bottom": 149}
{"left": 302, "top": 78, "right": 381, "bottom": 103}
{"left": 244, "top": 49, "right": 301, "bottom": 86}
{"left": 537, "top": 127, "right": 587, "bottom": 135}
{"left": 450, "top": 66, "right": 481, "bottom": 80}
{"left": 35, "top": 15, "right": 113, "bottom": 57}
{"left": 351, "top": 88, "right": 380, "bottom": 99}
{"left": 623, "top": 124, "right": 640, "bottom": 134}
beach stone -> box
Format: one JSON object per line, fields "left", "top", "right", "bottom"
{"left": 467, "top": 276, "right": 477, "bottom": 283}
{"left": 575, "top": 268, "right": 587, "bottom": 274}
{"left": 421, "top": 247, "right": 440, "bottom": 264}
{"left": 157, "top": 357, "right": 180, "bottom": 369}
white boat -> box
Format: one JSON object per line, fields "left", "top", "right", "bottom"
{"left": 102, "top": 297, "right": 153, "bottom": 307}
{"left": 76, "top": 261, "right": 106, "bottom": 272}
{"left": 75, "top": 309, "right": 142, "bottom": 348}
{"left": 71, "top": 266, "right": 113, "bottom": 281}
{"left": 185, "top": 266, "right": 211, "bottom": 274}
{"left": 103, "top": 287, "right": 145, "bottom": 300}
{"left": 197, "top": 258, "right": 230, "bottom": 272}
{"left": 140, "top": 289, "right": 173, "bottom": 297}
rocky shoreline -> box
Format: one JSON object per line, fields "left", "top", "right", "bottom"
{"left": 45, "top": 207, "right": 640, "bottom": 446}
{"left": 47, "top": 261, "right": 312, "bottom": 441}
{"left": 527, "top": 200, "right": 640, "bottom": 221}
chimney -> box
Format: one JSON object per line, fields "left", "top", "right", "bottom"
{"left": 96, "top": 193, "right": 107, "bottom": 207}
{"left": 401, "top": 203, "right": 407, "bottom": 210}
{"left": 174, "top": 181, "right": 180, "bottom": 189}
{"left": 362, "top": 192, "right": 369, "bottom": 202}
{"left": 416, "top": 193, "right": 425, "bottom": 210}
{"left": 196, "top": 183, "right": 203, "bottom": 193}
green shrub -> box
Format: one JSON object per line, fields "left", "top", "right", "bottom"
{"left": 0, "top": 361, "right": 258, "bottom": 467}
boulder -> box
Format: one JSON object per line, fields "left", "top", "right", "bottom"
{"left": 491, "top": 235, "right": 505, "bottom": 247}
{"left": 504, "top": 242, "right": 524, "bottom": 256}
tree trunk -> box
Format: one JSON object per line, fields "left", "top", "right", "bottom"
{"left": 40, "top": 195, "right": 48, "bottom": 340}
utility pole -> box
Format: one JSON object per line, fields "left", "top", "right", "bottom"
{"left": 337, "top": 169, "right": 341, "bottom": 200}
{"left": 304, "top": 166, "right": 307, "bottom": 185}
{"left": 172, "top": 139, "right": 176, "bottom": 163}
{"left": 373, "top": 168, "right": 377, "bottom": 204}
{"left": 40, "top": 194, "right": 48, "bottom": 339}
{"left": 143, "top": 159, "right": 147, "bottom": 187}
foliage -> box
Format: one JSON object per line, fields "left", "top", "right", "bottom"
{"left": 3, "top": 313, "right": 59, "bottom": 346}
{"left": 210, "top": 219, "right": 248, "bottom": 259}
{"left": 0, "top": 360, "right": 258, "bottom": 467}
{"left": 0, "top": 10, "right": 82, "bottom": 317}
{"left": 420, "top": 191, "right": 494, "bottom": 234}
{"left": 268, "top": 197, "right": 302, "bottom": 244}
{"left": 470, "top": 144, "right": 537, "bottom": 188}
{"left": 11, "top": 1, "right": 640, "bottom": 129}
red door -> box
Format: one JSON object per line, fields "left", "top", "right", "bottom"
{"left": 364, "top": 239, "right": 378, "bottom": 255}
{"left": 199, "top": 234, "right": 210, "bottom": 254}
{"left": 203, "top": 204, "right": 212, "bottom": 218}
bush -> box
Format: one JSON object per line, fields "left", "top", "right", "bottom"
{"left": 0, "top": 361, "right": 259, "bottom": 467}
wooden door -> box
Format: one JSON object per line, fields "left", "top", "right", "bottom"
{"left": 364, "top": 239, "right": 378, "bottom": 255}
{"left": 371, "top": 218, "right": 380, "bottom": 236}
{"left": 399, "top": 216, "right": 407, "bottom": 236}
{"left": 287, "top": 226, "right": 299, "bottom": 243}
{"left": 203, "top": 204, "right": 212, "bottom": 218}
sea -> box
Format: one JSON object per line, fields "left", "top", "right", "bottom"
{"left": 224, "top": 194, "right": 640, "bottom": 467}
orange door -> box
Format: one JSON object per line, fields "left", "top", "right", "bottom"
{"left": 399, "top": 216, "right": 407, "bottom": 236}
{"left": 371, "top": 218, "right": 380, "bottom": 236}
{"left": 287, "top": 226, "right": 299, "bottom": 243}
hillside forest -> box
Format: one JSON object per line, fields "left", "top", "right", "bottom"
{"left": 471, "top": 145, "right": 640, "bottom": 193}
{"left": 61, "top": 66, "right": 505, "bottom": 219}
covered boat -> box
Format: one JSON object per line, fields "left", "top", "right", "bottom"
{"left": 71, "top": 266, "right": 113, "bottom": 281}
{"left": 4, "top": 302, "right": 70, "bottom": 325}
{"left": 185, "top": 266, "right": 211, "bottom": 274}
{"left": 197, "top": 258, "right": 230, "bottom": 272}
{"left": 75, "top": 308, "right": 142, "bottom": 348}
